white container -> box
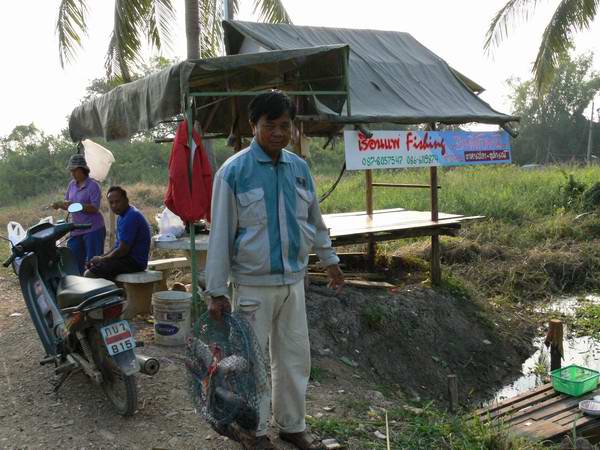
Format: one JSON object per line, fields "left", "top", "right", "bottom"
{"left": 152, "top": 291, "right": 192, "bottom": 346}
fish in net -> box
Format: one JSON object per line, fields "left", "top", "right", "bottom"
{"left": 186, "top": 312, "right": 267, "bottom": 447}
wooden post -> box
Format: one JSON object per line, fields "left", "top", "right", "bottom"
{"left": 365, "top": 169, "right": 376, "bottom": 268}
{"left": 233, "top": 96, "right": 242, "bottom": 152}
{"left": 106, "top": 176, "right": 116, "bottom": 249}
{"left": 447, "top": 374, "right": 458, "bottom": 413}
{"left": 545, "top": 319, "right": 564, "bottom": 372}
{"left": 292, "top": 97, "right": 309, "bottom": 159}
{"left": 108, "top": 210, "right": 116, "bottom": 249}
{"left": 430, "top": 166, "right": 441, "bottom": 285}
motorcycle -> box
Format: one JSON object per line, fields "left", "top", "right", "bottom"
{"left": 2, "top": 203, "right": 159, "bottom": 416}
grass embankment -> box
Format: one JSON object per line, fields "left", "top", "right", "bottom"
{"left": 307, "top": 405, "right": 546, "bottom": 450}
{"left": 2, "top": 166, "right": 600, "bottom": 449}
{"left": 317, "top": 165, "right": 600, "bottom": 303}
{"left": 311, "top": 165, "right": 600, "bottom": 449}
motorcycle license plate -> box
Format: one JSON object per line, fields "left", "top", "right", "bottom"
{"left": 100, "top": 321, "right": 135, "bottom": 356}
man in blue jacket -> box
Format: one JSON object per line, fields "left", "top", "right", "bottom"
{"left": 206, "top": 91, "right": 344, "bottom": 450}
{"left": 85, "top": 186, "right": 150, "bottom": 280}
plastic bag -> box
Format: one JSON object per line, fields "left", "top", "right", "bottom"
{"left": 7, "top": 221, "right": 25, "bottom": 245}
{"left": 83, "top": 139, "right": 115, "bottom": 182}
{"left": 6, "top": 221, "right": 26, "bottom": 273}
{"left": 156, "top": 207, "right": 185, "bottom": 240}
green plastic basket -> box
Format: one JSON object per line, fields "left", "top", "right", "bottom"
{"left": 550, "top": 365, "right": 600, "bottom": 397}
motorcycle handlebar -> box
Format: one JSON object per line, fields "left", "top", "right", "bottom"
{"left": 73, "top": 224, "right": 92, "bottom": 230}
{"left": 2, "top": 254, "right": 16, "bottom": 268}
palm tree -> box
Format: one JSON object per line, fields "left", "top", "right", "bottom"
{"left": 484, "top": 0, "right": 599, "bottom": 91}
{"left": 57, "top": 0, "right": 291, "bottom": 81}
{"left": 57, "top": 0, "right": 176, "bottom": 82}
{"left": 190, "top": 0, "right": 291, "bottom": 59}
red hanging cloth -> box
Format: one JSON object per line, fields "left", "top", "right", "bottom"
{"left": 164, "top": 121, "right": 212, "bottom": 223}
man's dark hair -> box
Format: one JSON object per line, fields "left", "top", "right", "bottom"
{"left": 248, "top": 90, "right": 296, "bottom": 124}
{"left": 107, "top": 186, "right": 128, "bottom": 199}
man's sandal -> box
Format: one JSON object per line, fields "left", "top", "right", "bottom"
{"left": 279, "top": 431, "right": 324, "bottom": 450}
{"left": 222, "top": 423, "right": 275, "bottom": 450}
{"left": 255, "top": 435, "right": 277, "bottom": 450}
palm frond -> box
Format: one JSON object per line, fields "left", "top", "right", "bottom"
{"left": 199, "top": 0, "right": 224, "bottom": 57}
{"left": 144, "top": 0, "right": 176, "bottom": 52}
{"left": 105, "top": 0, "right": 146, "bottom": 81}
{"left": 252, "top": 0, "right": 292, "bottom": 24}
{"left": 533, "top": 0, "right": 599, "bottom": 91}
{"left": 484, "top": 0, "right": 541, "bottom": 53}
{"left": 56, "top": 0, "right": 88, "bottom": 67}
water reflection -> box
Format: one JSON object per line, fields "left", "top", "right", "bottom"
{"left": 488, "top": 295, "right": 600, "bottom": 405}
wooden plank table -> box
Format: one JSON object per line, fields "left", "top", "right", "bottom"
{"left": 152, "top": 235, "right": 209, "bottom": 288}
{"left": 323, "top": 208, "right": 483, "bottom": 245}
{"left": 477, "top": 383, "right": 600, "bottom": 442}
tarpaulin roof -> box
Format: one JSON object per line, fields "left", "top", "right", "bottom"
{"left": 224, "top": 21, "right": 518, "bottom": 128}
{"left": 69, "top": 45, "right": 350, "bottom": 141}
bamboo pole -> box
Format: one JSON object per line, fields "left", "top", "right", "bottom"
{"left": 372, "top": 182, "right": 440, "bottom": 189}
{"left": 365, "top": 169, "right": 376, "bottom": 267}
{"left": 429, "top": 123, "right": 441, "bottom": 285}
{"left": 108, "top": 210, "right": 116, "bottom": 249}
{"left": 107, "top": 176, "right": 116, "bottom": 249}
{"left": 186, "top": 96, "right": 199, "bottom": 320}
{"left": 430, "top": 166, "right": 441, "bottom": 285}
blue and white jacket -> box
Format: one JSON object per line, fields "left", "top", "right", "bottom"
{"left": 205, "top": 139, "right": 339, "bottom": 297}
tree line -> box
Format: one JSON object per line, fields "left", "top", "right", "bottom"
{"left": 1, "top": 52, "right": 599, "bottom": 206}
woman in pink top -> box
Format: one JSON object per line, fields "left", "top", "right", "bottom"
{"left": 52, "top": 154, "right": 106, "bottom": 274}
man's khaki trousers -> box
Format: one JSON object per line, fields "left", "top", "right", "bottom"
{"left": 232, "top": 279, "right": 310, "bottom": 436}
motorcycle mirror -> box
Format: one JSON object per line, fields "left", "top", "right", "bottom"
{"left": 67, "top": 203, "right": 84, "bottom": 214}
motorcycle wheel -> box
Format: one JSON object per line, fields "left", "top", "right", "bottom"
{"left": 87, "top": 328, "right": 137, "bottom": 416}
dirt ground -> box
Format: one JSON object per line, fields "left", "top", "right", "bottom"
{"left": 0, "top": 270, "right": 533, "bottom": 450}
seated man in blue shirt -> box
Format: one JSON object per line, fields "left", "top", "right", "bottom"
{"left": 84, "top": 186, "right": 151, "bottom": 280}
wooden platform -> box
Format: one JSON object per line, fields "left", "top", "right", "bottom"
{"left": 477, "top": 383, "right": 600, "bottom": 442}
{"left": 323, "top": 208, "right": 483, "bottom": 246}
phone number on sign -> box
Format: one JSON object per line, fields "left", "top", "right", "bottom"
{"left": 361, "top": 155, "right": 404, "bottom": 167}
{"left": 361, "top": 154, "right": 438, "bottom": 167}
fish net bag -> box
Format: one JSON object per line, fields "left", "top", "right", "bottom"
{"left": 186, "top": 312, "right": 267, "bottom": 443}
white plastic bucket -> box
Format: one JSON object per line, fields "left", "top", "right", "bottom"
{"left": 152, "top": 291, "right": 192, "bottom": 346}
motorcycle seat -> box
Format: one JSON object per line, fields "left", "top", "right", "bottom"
{"left": 57, "top": 275, "right": 122, "bottom": 309}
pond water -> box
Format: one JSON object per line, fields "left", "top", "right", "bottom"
{"left": 488, "top": 295, "right": 600, "bottom": 404}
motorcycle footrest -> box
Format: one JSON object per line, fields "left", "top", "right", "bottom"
{"left": 54, "top": 355, "right": 78, "bottom": 374}
{"left": 40, "top": 355, "right": 58, "bottom": 366}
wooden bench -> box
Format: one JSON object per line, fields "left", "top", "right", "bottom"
{"left": 115, "top": 270, "right": 162, "bottom": 319}
{"left": 148, "top": 257, "right": 189, "bottom": 291}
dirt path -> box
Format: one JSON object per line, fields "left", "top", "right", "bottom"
{"left": 0, "top": 269, "right": 534, "bottom": 449}
{"left": 0, "top": 275, "right": 382, "bottom": 450}
{"left": 0, "top": 273, "right": 242, "bottom": 449}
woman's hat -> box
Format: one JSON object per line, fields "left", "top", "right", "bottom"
{"left": 67, "top": 153, "right": 89, "bottom": 171}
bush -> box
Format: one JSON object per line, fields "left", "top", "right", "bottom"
{"left": 583, "top": 182, "right": 600, "bottom": 210}
{"left": 558, "top": 172, "right": 586, "bottom": 210}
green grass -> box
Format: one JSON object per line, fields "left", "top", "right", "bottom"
{"left": 4, "top": 165, "right": 600, "bottom": 299}
{"left": 360, "top": 304, "right": 386, "bottom": 329}
{"left": 316, "top": 164, "right": 600, "bottom": 221}
{"left": 307, "top": 403, "right": 550, "bottom": 449}
{"left": 571, "top": 302, "right": 600, "bottom": 338}
{"left": 309, "top": 366, "right": 328, "bottom": 383}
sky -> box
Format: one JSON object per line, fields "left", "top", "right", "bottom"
{"left": 0, "top": 0, "right": 598, "bottom": 138}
